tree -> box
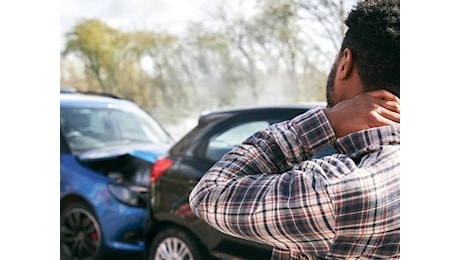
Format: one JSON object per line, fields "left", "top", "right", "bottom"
{"left": 61, "top": 0, "right": 353, "bottom": 115}
{"left": 63, "top": 19, "right": 125, "bottom": 92}
{"left": 296, "top": 0, "right": 352, "bottom": 69}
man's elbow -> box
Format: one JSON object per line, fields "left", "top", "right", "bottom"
{"left": 188, "top": 186, "right": 204, "bottom": 217}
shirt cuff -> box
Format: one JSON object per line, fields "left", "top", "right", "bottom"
{"left": 292, "top": 107, "right": 336, "bottom": 156}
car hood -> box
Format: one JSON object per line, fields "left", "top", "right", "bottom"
{"left": 77, "top": 143, "right": 170, "bottom": 163}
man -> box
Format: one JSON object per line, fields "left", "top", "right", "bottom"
{"left": 189, "top": 0, "right": 400, "bottom": 259}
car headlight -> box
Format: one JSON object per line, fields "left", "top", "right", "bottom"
{"left": 131, "top": 166, "right": 151, "bottom": 187}
{"left": 108, "top": 183, "right": 149, "bottom": 207}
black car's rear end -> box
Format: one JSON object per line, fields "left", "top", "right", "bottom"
{"left": 143, "top": 104, "right": 333, "bottom": 260}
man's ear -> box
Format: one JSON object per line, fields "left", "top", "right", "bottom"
{"left": 338, "top": 48, "right": 353, "bottom": 80}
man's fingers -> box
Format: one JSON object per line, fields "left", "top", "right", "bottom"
{"left": 377, "top": 99, "right": 400, "bottom": 114}
{"left": 366, "top": 89, "right": 400, "bottom": 104}
{"left": 365, "top": 90, "right": 400, "bottom": 115}
{"left": 375, "top": 106, "right": 400, "bottom": 124}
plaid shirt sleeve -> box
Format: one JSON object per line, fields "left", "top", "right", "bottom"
{"left": 189, "top": 108, "right": 338, "bottom": 252}
{"left": 189, "top": 107, "right": 400, "bottom": 259}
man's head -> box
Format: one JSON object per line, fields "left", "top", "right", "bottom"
{"left": 326, "top": 0, "right": 400, "bottom": 107}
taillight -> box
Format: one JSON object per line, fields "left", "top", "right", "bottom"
{"left": 150, "top": 157, "right": 173, "bottom": 184}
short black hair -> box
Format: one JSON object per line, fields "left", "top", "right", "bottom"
{"left": 340, "top": 0, "right": 400, "bottom": 97}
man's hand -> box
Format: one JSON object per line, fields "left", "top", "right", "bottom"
{"left": 323, "top": 90, "right": 400, "bottom": 138}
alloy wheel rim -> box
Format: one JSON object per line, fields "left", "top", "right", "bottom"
{"left": 60, "top": 207, "right": 101, "bottom": 259}
{"left": 154, "top": 237, "right": 193, "bottom": 260}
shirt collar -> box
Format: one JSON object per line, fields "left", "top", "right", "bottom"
{"left": 334, "top": 125, "right": 400, "bottom": 158}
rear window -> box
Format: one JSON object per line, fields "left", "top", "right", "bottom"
{"left": 60, "top": 106, "right": 173, "bottom": 153}
{"left": 206, "top": 121, "right": 270, "bottom": 161}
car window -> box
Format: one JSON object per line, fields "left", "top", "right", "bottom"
{"left": 60, "top": 106, "right": 173, "bottom": 153}
{"left": 206, "top": 121, "right": 269, "bottom": 161}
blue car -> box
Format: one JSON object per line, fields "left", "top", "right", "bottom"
{"left": 60, "top": 89, "right": 174, "bottom": 259}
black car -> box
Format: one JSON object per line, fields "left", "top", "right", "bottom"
{"left": 143, "top": 104, "right": 335, "bottom": 260}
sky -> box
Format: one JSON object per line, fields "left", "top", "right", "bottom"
{"left": 61, "top": 0, "right": 205, "bottom": 35}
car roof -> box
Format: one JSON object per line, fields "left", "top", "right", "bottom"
{"left": 60, "top": 90, "right": 136, "bottom": 108}
{"left": 197, "top": 102, "right": 326, "bottom": 125}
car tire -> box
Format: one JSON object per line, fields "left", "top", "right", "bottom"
{"left": 148, "top": 226, "right": 211, "bottom": 260}
{"left": 60, "top": 201, "right": 105, "bottom": 260}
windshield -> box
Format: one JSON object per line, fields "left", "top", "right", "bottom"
{"left": 60, "top": 106, "right": 174, "bottom": 153}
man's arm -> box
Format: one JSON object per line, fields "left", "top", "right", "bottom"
{"left": 189, "top": 107, "right": 338, "bottom": 252}
{"left": 188, "top": 90, "right": 400, "bottom": 252}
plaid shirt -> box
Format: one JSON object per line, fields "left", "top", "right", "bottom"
{"left": 189, "top": 107, "right": 400, "bottom": 259}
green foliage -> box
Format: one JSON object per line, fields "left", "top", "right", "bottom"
{"left": 61, "top": 0, "right": 352, "bottom": 115}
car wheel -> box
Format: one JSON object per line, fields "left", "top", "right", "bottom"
{"left": 60, "top": 201, "right": 104, "bottom": 260}
{"left": 148, "top": 227, "right": 211, "bottom": 260}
